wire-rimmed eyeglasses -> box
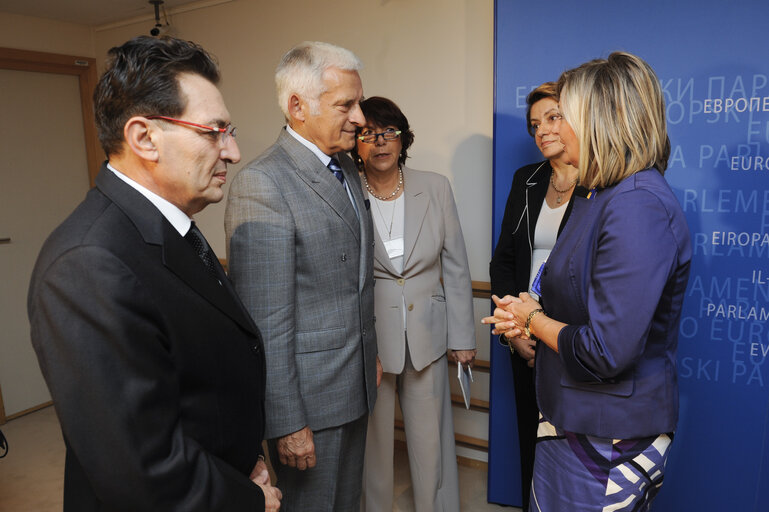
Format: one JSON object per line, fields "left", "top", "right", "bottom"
{"left": 146, "top": 115, "right": 237, "bottom": 144}
{"left": 357, "top": 128, "right": 402, "bottom": 144}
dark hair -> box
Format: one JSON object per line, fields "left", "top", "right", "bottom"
{"left": 352, "top": 96, "right": 414, "bottom": 167}
{"left": 93, "top": 36, "right": 220, "bottom": 157}
{"left": 525, "top": 81, "right": 558, "bottom": 137}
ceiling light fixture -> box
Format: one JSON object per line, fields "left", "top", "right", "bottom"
{"left": 149, "top": 0, "right": 166, "bottom": 37}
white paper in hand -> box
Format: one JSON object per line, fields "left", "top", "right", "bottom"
{"left": 457, "top": 363, "right": 474, "bottom": 409}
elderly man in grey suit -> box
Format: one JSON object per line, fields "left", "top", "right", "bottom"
{"left": 225, "top": 41, "right": 379, "bottom": 511}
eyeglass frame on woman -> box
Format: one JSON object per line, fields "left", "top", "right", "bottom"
{"left": 357, "top": 128, "right": 402, "bottom": 144}
{"left": 146, "top": 115, "right": 237, "bottom": 144}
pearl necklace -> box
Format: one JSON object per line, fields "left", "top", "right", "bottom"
{"left": 550, "top": 170, "right": 577, "bottom": 204}
{"left": 362, "top": 167, "right": 403, "bottom": 201}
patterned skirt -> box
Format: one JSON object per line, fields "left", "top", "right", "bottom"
{"left": 530, "top": 417, "right": 673, "bottom": 512}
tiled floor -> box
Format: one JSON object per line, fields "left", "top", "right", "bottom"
{"left": 0, "top": 406, "right": 517, "bottom": 511}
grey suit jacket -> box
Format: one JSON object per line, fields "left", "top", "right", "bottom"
{"left": 225, "top": 128, "right": 377, "bottom": 440}
{"left": 367, "top": 167, "right": 475, "bottom": 374}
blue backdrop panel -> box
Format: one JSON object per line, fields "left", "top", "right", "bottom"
{"left": 491, "top": 1, "right": 769, "bottom": 510}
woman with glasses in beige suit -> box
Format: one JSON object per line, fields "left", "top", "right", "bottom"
{"left": 353, "top": 96, "right": 476, "bottom": 512}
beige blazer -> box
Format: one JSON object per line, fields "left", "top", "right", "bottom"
{"left": 366, "top": 166, "right": 475, "bottom": 373}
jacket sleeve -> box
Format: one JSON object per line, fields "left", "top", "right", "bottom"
{"left": 557, "top": 190, "right": 682, "bottom": 381}
{"left": 226, "top": 168, "right": 306, "bottom": 439}
{"left": 28, "top": 247, "right": 265, "bottom": 512}
{"left": 438, "top": 176, "right": 476, "bottom": 351}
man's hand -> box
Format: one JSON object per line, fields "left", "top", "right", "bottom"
{"left": 376, "top": 356, "right": 383, "bottom": 388}
{"left": 250, "top": 458, "right": 282, "bottom": 511}
{"left": 249, "top": 457, "right": 271, "bottom": 486}
{"left": 255, "top": 482, "right": 282, "bottom": 511}
{"left": 276, "top": 426, "right": 316, "bottom": 470}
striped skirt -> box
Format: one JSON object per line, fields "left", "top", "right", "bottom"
{"left": 530, "top": 417, "right": 673, "bottom": 512}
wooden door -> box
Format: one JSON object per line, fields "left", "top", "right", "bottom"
{"left": 0, "top": 49, "right": 100, "bottom": 422}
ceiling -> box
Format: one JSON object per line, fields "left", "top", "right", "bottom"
{"left": 0, "top": 0, "right": 205, "bottom": 27}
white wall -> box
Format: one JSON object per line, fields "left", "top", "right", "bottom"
{"left": 0, "top": 1, "right": 496, "bottom": 450}
{"left": 90, "top": 0, "right": 494, "bottom": 281}
{"left": 0, "top": 12, "right": 94, "bottom": 56}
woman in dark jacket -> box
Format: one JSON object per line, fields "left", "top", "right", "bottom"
{"left": 489, "top": 81, "right": 578, "bottom": 510}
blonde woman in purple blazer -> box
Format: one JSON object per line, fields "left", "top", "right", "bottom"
{"left": 485, "top": 53, "right": 691, "bottom": 511}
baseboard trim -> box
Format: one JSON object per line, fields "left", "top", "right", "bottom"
{"left": 6, "top": 401, "right": 53, "bottom": 422}
{"left": 457, "top": 455, "right": 488, "bottom": 470}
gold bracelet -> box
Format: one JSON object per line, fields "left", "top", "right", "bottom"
{"left": 525, "top": 308, "right": 544, "bottom": 340}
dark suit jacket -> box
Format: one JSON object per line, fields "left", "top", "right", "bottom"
{"left": 28, "top": 165, "right": 267, "bottom": 512}
{"left": 489, "top": 160, "right": 575, "bottom": 298}
{"left": 537, "top": 169, "right": 692, "bottom": 439}
{"left": 225, "top": 128, "right": 377, "bottom": 440}
{"left": 488, "top": 159, "right": 579, "bottom": 509}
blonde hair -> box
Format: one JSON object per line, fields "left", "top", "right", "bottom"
{"left": 557, "top": 52, "right": 670, "bottom": 189}
{"left": 275, "top": 41, "right": 362, "bottom": 120}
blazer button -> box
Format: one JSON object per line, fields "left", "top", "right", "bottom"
{"left": 408, "top": 304, "right": 414, "bottom": 311}
{"left": 341, "top": 253, "right": 347, "bottom": 262}
{"left": 362, "top": 328, "right": 367, "bottom": 336}
{"left": 371, "top": 240, "right": 375, "bottom": 247}
{"left": 397, "top": 278, "right": 405, "bottom": 286}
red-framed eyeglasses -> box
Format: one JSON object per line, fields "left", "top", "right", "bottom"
{"left": 146, "top": 115, "right": 237, "bottom": 144}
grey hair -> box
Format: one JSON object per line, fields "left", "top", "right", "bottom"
{"left": 275, "top": 41, "right": 362, "bottom": 119}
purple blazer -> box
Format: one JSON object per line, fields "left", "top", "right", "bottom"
{"left": 535, "top": 169, "right": 692, "bottom": 439}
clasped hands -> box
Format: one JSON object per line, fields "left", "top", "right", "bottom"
{"left": 250, "top": 457, "right": 282, "bottom": 511}
{"left": 251, "top": 424, "right": 319, "bottom": 510}
{"left": 482, "top": 293, "right": 542, "bottom": 368}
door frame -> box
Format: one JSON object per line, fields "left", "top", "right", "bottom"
{"left": 0, "top": 48, "right": 102, "bottom": 424}
{"left": 0, "top": 47, "right": 102, "bottom": 186}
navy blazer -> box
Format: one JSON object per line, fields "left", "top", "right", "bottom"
{"left": 536, "top": 169, "right": 692, "bottom": 439}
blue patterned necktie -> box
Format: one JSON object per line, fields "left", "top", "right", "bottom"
{"left": 327, "top": 157, "right": 345, "bottom": 184}
{"left": 184, "top": 222, "right": 218, "bottom": 278}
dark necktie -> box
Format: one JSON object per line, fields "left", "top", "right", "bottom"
{"left": 184, "top": 222, "right": 218, "bottom": 278}
{"left": 328, "top": 157, "right": 345, "bottom": 185}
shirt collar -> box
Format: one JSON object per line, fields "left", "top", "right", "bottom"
{"left": 285, "top": 124, "right": 332, "bottom": 166}
{"left": 107, "top": 163, "right": 192, "bottom": 236}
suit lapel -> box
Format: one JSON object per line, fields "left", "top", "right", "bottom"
{"left": 360, "top": 184, "right": 400, "bottom": 276}
{"left": 96, "top": 166, "right": 258, "bottom": 337}
{"left": 525, "top": 161, "right": 550, "bottom": 243}
{"left": 373, "top": 228, "right": 398, "bottom": 275}
{"left": 278, "top": 131, "right": 360, "bottom": 241}
{"left": 161, "top": 226, "right": 258, "bottom": 335}
{"left": 339, "top": 155, "right": 374, "bottom": 291}
{"left": 402, "top": 167, "right": 428, "bottom": 268}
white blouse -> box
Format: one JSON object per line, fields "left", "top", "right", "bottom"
{"left": 529, "top": 200, "right": 568, "bottom": 300}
